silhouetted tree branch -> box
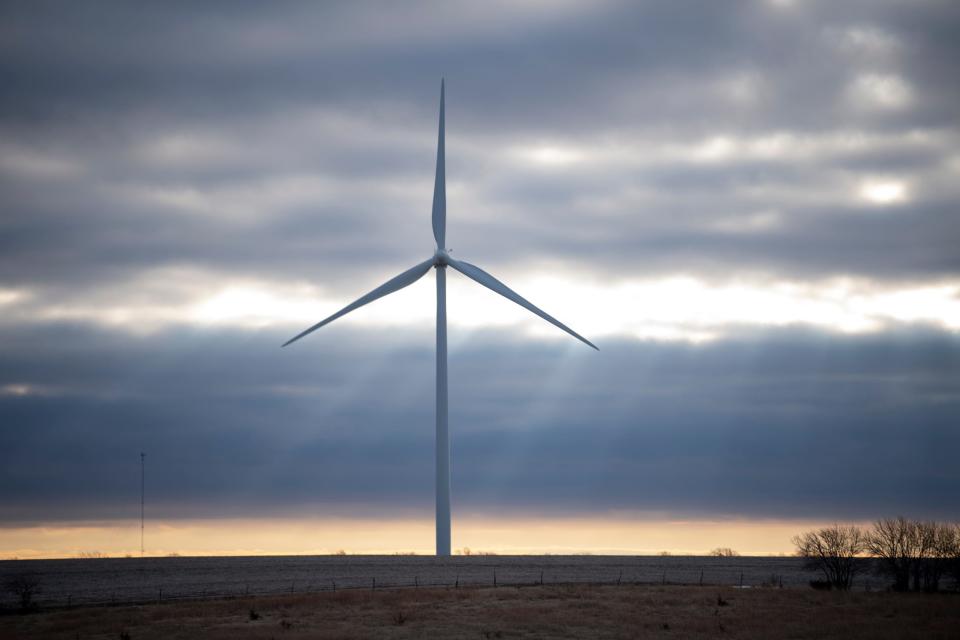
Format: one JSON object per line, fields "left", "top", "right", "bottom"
{"left": 792, "top": 524, "right": 865, "bottom": 590}
{"left": 868, "top": 517, "right": 960, "bottom": 592}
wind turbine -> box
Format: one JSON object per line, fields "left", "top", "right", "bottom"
{"left": 283, "top": 80, "right": 597, "bottom": 556}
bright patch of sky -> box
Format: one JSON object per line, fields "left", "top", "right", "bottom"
{"left": 5, "top": 271, "right": 959, "bottom": 343}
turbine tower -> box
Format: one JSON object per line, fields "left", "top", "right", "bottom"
{"left": 284, "top": 81, "right": 597, "bottom": 556}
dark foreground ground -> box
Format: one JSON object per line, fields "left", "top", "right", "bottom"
{"left": 1, "top": 584, "right": 958, "bottom": 639}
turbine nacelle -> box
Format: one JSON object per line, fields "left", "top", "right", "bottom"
{"left": 433, "top": 248, "right": 450, "bottom": 266}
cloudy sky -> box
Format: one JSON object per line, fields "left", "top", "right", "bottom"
{"left": 1, "top": 0, "right": 958, "bottom": 557}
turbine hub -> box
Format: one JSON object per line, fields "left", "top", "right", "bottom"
{"left": 433, "top": 248, "right": 449, "bottom": 266}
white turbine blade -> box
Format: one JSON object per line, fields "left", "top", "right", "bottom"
{"left": 447, "top": 257, "right": 598, "bottom": 350}
{"left": 431, "top": 79, "right": 446, "bottom": 249}
{"left": 283, "top": 257, "right": 435, "bottom": 347}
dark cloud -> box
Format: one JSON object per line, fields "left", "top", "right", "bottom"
{"left": 1, "top": 324, "right": 957, "bottom": 523}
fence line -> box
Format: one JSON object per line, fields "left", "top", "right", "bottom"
{"left": 7, "top": 570, "right": 805, "bottom": 612}
{"left": 7, "top": 558, "right": 954, "bottom": 612}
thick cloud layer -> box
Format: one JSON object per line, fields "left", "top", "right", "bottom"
{"left": 0, "top": 1, "right": 958, "bottom": 527}
{"left": 1, "top": 324, "right": 957, "bottom": 523}
{"left": 2, "top": 0, "right": 959, "bottom": 290}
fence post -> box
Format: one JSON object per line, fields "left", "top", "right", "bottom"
{"left": 699, "top": 569, "right": 703, "bottom": 586}
{"left": 540, "top": 570, "right": 544, "bottom": 586}
{"left": 739, "top": 572, "right": 743, "bottom": 588}
{"left": 331, "top": 580, "right": 336, "bottom": 592}
{"left": 372, "top": 577, "right": 376, "bottom": 591}
{"left": 415, "top": 576, "right": 419, "bottom": 588}
{"left": 159, "top": 587, "right": 163, "bottom": 603}
{"left": 455, "top": 575, "right": 459, "bottom": 589}
{"left": 494, "top": 570, "right": 497, "bottom": 587}
{"left": 661, "top": 571, "right": 666, "bottom": 585}
{"left": 617, "top": 570, "right": 622, "bottom": 586}
{"left": 291, "top": 581, "right": 295, "bottom": 593}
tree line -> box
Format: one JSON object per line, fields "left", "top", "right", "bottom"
{"left": 793, "top": 517, "right": 960, "bottom": 591}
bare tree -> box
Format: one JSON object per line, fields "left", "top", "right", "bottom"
{"left": 4, "top": 574, "right": 40, "bottom": 612}
{"left": 865, "top": 517, "right": 960, "bottom": 592}
{"left": 949, "top": 524, "right": 960, "bottom": 586}
{"left": 915, "top": 521, "right": 958, "bottom": 592}
{"left": 792, "top": 524, "right": 865, "bottom": 590}
{"left": 709, "top": 547, "right": 740, "bottom": 557}
{"left": 867, "top": 517, "right": 919, "bottom": 591}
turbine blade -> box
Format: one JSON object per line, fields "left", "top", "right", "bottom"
{"left": 431, "top": 79, "right": 446, "bottom": 249}
{"left": 283, "top": 258, "right": 435, "bottom": 347}
{"left": 447, "top": 257, "right": 598, "bottom": 350}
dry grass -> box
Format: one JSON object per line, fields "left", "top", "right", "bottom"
{"left": 1, "top": 584, "right": 958, "bottom": 639}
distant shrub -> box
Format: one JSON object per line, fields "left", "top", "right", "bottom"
{"left": 249, "top": 608, "right": 261, "bottom": 621}
{"left": 709, "top": 548, "right": 740, "bottom": 557}
{"left": 4, "top": 573, "right": 40, "bottom": 612}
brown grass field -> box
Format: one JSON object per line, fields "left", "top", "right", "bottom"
{"left": 1, "top": 584, "right": 958, "bottom": 639}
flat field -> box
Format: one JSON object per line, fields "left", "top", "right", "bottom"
{"left": 1, "top": 584, "right": 957, "bottom": 639}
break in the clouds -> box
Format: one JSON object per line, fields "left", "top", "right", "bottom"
{"left": 1, "top": 1, "right": 959, "bottom": 531}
